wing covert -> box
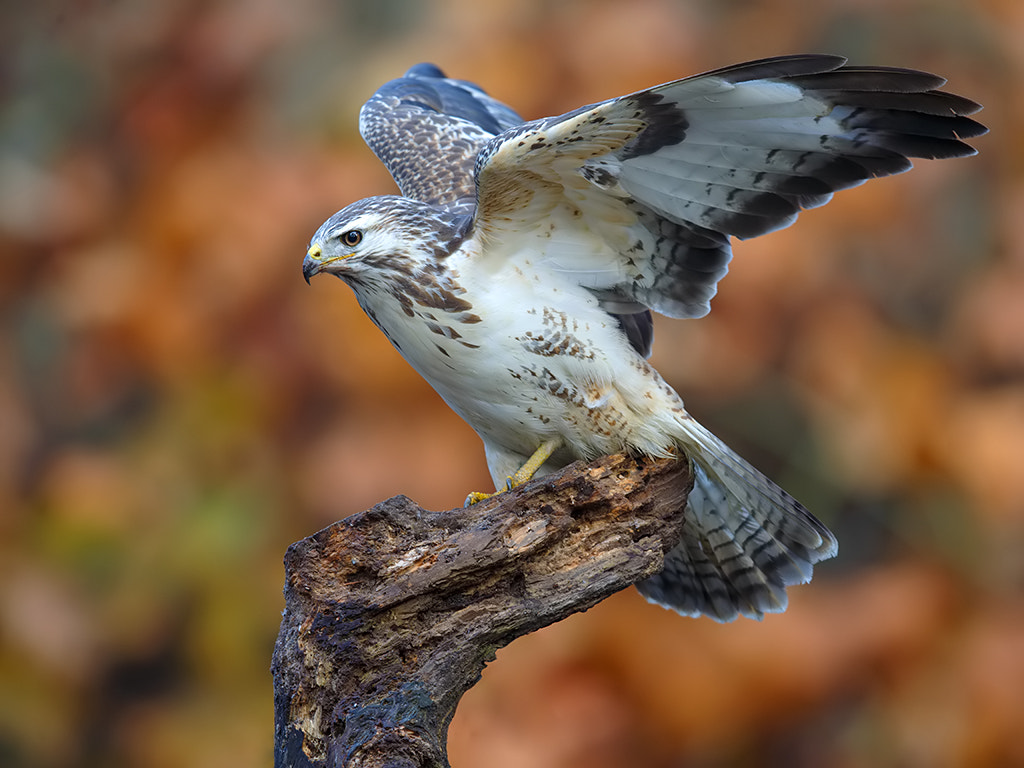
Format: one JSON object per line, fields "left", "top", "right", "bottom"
{"left": 359, "top": 64, "right": 523, "bottom": 213}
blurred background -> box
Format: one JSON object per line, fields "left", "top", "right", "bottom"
{"left": 0, "top": 0, "right": 1020, "bottom": 766}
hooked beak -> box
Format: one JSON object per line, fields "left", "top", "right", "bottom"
{"left": 304, "top": 242, "right": 356, "bottom": 284}
{"left": 303, "top": 243, "right": 323, "bottom": 285}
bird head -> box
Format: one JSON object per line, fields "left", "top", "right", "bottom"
{"left": 303, "top": 197, "right": 407, "bottom": 284}
{"left": 304, "top": 196, "right": 472, "bottom": 287}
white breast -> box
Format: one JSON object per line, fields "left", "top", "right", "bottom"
{"left": 354, "top": 240, "right": 686, "bottom": 463}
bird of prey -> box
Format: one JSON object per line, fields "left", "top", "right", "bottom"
{"left": 303, "top": 55, "right": 985, "bottom": 622}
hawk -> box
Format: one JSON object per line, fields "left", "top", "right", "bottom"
{"left": 303, "top": 55, "right": 984, "bottom": 621}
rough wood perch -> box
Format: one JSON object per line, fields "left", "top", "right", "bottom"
{"left": 272, "top": 452, "right": 692, "bottom": 768}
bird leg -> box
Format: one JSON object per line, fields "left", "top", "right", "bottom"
{"left": 465, "top": 438, "right": 563, "bottom": 506}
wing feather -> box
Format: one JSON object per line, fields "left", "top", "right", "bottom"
{"left": 471, "top": 54, "right": 985, "bottom": 318}
{"left": 359, "top": 64, "right": 523, "bottom": 212}
{"left": 357, "top": 56, "right": 985, "bottom": 327}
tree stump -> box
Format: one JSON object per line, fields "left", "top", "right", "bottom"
{"left": 272, "top": 452, "right": 692, "bottom": 767}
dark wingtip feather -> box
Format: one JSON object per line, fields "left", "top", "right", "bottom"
{"left": 793, "top": 65, "right": 949, "bottom": 92}
{"left": 708, "top": 53, "right": 849, "bottom": 83}
{"left": 822, "top": 89, "right": 985, "bottom": 118}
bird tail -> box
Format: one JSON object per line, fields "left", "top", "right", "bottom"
{"left": 636, "top": 418, "right": 837, "bottom": 621}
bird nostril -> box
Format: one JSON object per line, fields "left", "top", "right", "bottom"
{"left": 307, "top": 244, "right": 323, "bottom": 260}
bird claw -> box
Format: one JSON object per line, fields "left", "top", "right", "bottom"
{"left": 464, "top": 440, "right": 563, "bottom": 507}
{"left": 463, "top": 474, "right": 521, "bottom": 506}
{"left": 464, "top": 490, "right": 497, "bottom": 506}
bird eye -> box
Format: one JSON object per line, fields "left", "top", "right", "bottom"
{"left": 340, "top": 229, "right": 363, "bottom": 247}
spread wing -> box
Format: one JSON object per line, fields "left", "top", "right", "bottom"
{"left": 357, "top": 56, "right": 985, "bottom": 356}
{"left": 359, "top": 63, "right": 523, "bottom": 215}
{"left": 472, "top": 54, "right": 986, "bottom": 320}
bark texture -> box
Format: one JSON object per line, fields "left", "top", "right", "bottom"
{"left": 272, "top": 453, "right": 692, "bottom": 767}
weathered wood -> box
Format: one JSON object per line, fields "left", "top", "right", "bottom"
{"left": 272, "top": 452, "right": 692, "bottom": 768}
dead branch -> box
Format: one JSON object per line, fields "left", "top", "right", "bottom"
{"left": 272, "top": 452, "right": 692, "bottom": 767}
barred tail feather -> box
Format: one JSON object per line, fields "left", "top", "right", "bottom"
{"left": 636, "top": 419, "right": 837, "bottom": 621}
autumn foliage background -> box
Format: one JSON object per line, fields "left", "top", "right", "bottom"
{"left": 1, "top": 1, "right": 1021, "bottom": 766}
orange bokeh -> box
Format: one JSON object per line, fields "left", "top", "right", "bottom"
{"left": 1, "top": 2, "right": 1019, "bottom": 767}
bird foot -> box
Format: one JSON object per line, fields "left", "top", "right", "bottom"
{"left": 464, "top": 489, "right": 498, "bottom": 506}
{"left": 463, "top": 438, "right": 563, "bottom": 507}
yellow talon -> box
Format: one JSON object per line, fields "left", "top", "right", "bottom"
{"left": 463, "top": 438, "right": 563, "bottom": 506}
{"left": 464, "top": 490, "right": 495, "bottom": 506}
